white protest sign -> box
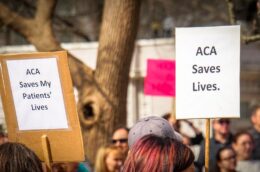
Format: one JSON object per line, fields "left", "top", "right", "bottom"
{"left": 6, "top": 57, "right": 68, "bottom": 130}
{"left": 176, "top": 26, "right": 240, "bottom": 119}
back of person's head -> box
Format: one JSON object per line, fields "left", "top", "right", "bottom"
{"left": 52, "top": 162, "right": 82, "bottom": 172}
{"left": 123, "top": 134, "right": 194, "bottom": 172}
{"left": 128, "top": 116, "right": 183, "bottom": 149}
{"left": 0, "top": 132, "right": 7, "bottom": 145}
{"left": 0, "top": 142, "right": 43, "bottom": 172}
{"left": 95, "top": 145, "right": 124, "bottom": 172}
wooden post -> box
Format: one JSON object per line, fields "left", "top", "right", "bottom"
{"left": 41, "top": 135, "right": 52, "bottom": 172}
{"left": 172, "top": 98, "right": 176, "bottom": 121}
{"left": 205, "top": 119, "right": 211, "bottom": 172}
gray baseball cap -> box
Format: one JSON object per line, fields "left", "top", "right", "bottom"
{"left": 128, "top": 116, "right": 183, "bottom": 149}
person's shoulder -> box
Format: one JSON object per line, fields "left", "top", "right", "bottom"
{"left": 198, "top": 137, "right": 214, "bottom": 148}
{"left": 210, "top": 136, "right": 219, "bottom": 143}
{"left": 237, "top": 160, "right": 260, "bottom": 172}
{"left": 248, "top": 127, "right": 259, "bottom": 136}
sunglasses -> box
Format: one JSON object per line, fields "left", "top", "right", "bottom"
{"left": 218, "top": 119, "right": 230, "bottom": 125}
{"left": 112, "top": 138, "right": 128, "bottom": 144}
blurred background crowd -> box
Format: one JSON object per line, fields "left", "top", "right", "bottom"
{"left": 0, "top": 0, "right": 260, "bottom": 172}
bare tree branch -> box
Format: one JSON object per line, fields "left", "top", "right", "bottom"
{"left": 21, "top": 0, "right": 91, "bottom": 41}
{"left": 0, "top": 3, "right": 32, "bottom": 37}
{"left": 225, "top": 0, "right": 236, "bottom": 24}
{"left": 225, "top": 0, "right": 260, "bottom": 43}
{"left": 242, "top": 34, "right": 260, "bottom": 44}
{"left": 67, "top": 52, "right": 94, "bottom": 89}
{"left": 35, "top": 0, "right": 56, "bottom": 23}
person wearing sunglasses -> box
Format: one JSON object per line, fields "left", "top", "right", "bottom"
{"left": 111, "top": 127, "right": 129, "bottom": 157}
{"left": 196, "top": 118, "right": 233, "bottom": 172}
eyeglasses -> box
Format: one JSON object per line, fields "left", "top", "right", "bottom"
{"left": 218, "top": 119, "right": 230, "bottom": 125}
{"left": 112, "top": 138, "right": 128, "bottom": 144}
{"left": 221, "top": 155, "right": 236, "bottom": 161}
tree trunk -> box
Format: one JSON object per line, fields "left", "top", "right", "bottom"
{"left": 77, "top": 0, "right": 140, "bottom": 164}
{"left": 0, "top": 0, "right": 140, "bottom": 165}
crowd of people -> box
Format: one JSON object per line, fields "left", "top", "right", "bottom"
{"left": 0, "top": 105, "right": 260, "bottom": 172}
{"left": 194, "top": 105, "right": 260, "bottom": 172}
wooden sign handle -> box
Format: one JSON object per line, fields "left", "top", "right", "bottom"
{"left": 41, "top": 135, "right": 52, "bottom": 172}
{"left": 205, "top": 119, "right": 210, "bottom": 172}
{"left": 172, "top": 98, "right": 176, "bottom": 121}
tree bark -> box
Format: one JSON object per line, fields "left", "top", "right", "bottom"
{"left": 77, "top": 0, "right": 140, "bottom": 164}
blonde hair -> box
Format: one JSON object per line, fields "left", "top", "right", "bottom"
{"left": 95, "top": 145, "right": 124, "bottom": 172}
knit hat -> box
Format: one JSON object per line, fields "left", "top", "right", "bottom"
{"left": 128, "top": 116, "right": 183, "bottom": 149}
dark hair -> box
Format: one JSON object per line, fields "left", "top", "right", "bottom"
{"left": 162, "top": 113, "right": 181, "bottom": 132}
{"left": 0, "top": 142, "right": 43, "bottom": 172}
{"left": 216, "top": 146, "right": 231, "bottom": 161}
{"left": 250, "top": 104, "right": 260, "bottom": 116}
{"left": 215, "top": 146, "right": 235, "bottom": 172}
{"left": 0, "top": 132, "right": 5, "bottom": 138}
{"left": 123, "top": 134, "right": 194, "bottom": 172}
{"left": 232, "top": 131, "right": 254, "bottom": 144}
{"left": 113, "top": 126, "right": 130, "bottom": 133}
{"left": 162, "top": 113, "right": 171, "bottom": 120}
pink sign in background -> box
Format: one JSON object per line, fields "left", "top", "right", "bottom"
{"left": 144, "top": 59, "right": 175, "bottom": 96}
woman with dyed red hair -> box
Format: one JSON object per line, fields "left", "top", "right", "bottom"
{"left": 123, "top": 134, "right": 195, "bottom": 172}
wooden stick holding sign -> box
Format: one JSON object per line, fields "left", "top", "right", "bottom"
{"left": 205, "top": 119, "right": 210, "bottom": 172}
{"left": 172, "top": 98, "right": 176, "bottom": 121}
{"left": 42, "top": 135, "right": 52, "bottom": 172}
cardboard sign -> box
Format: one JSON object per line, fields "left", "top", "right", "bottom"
{"left": 144, "top": 59, "right": 175, "bottom": 96}
{"left": 175, "top": 26, "right": 240, "bottom": 119}
{"left": 0, "top": 51, "right": 84, "bottom": 162}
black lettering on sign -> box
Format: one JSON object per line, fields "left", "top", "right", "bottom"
{"left": 31, "top": 104, "right": 48, "bottom": 111}
{"left": 26, "top": 68, "right": 40, "bottom": 75}
{"left": 19, "top": 81, "right": 39, "bottom": 88}
{"left": 40, "top": 80, "right": 51, "bottom": 88}
{"left": 196, "top": 46, "right": 217, "bottom": 56}
{"left": 192, "top": 82, "right": 220, "bottom": 91}
{"left": 192, "top": 65, "right": 221, "bottom": 74}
